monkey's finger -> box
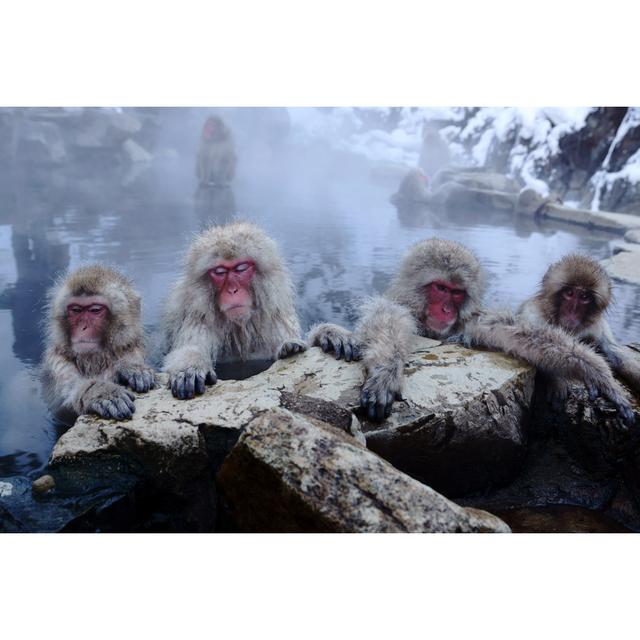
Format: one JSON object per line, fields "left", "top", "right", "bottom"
{"left": 195, "top": 373, "right": 206, "bottom": 395}
{"left": 206, "top": 371, "right": 217, "bottom": 385}
{"left": 334, "top": 340, "right": 344, "bottom": 360}
{"left": 174, "top": 372, "right": 186, "bottom": 399}
{"left": 184, "top": 371, "right": 196, "bottom": 399}
{"left": 114, "top": 397, "right": 134, "bottom": 420}
{"left": 344, "top": 343, "right": 353, "bottom": 362}
{"left": 117, "top": 391, "right": 136, "bottom": 412}
{"left": 124, "top": 389, "right": 136, "bottom": 402}
{"left": 395, "top": 391, "right": 403, "bottom": 401}
{"left": 319, "top": 337, "right": 330, "bottom": 352}
{"left": 101, "top": 400, "right": 121, "bottom": 420}
{"left": 375, "top": 402, "right": 386, "bottom": 422}
{"left": 360, "top": 390, "right": 370, "bottom": 409}
{"left": 367, "top": 400, "right": 377, "bottom": 421}
{"left": 147, "top": 372, "right": 157, "bottom": 390}
{"left": 132, "top": 372, "right": 144, "bottom": 392}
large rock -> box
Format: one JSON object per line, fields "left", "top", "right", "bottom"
{"left": 50, "top": 339, "right": 535, "bottom": 499}
{"left": 601, "top": 251, "right": 640, "bottom": 285}
{"left": 217, "top": 408, "right": 509, "bottom": 533}
{"left": 625, "top": 229, "right": 640, "bottom": 244}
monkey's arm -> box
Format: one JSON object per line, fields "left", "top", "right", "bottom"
{"left": 43, "top": 352, "right": 135, "bottom": 420}
{"left": 595, "top": 323, "right": 640, "bottom": 397}
{"left": 355, "top": 297, "right": 418, "bottom": 422}
{"left": 115, "top": 347, "right": 157, "bottom": 393}
{"left": 307, "top": 322, "right": 361, "bottom": 362}
{"left": 463, "top": 311, "right": 635, "bottom": 426}
{"left": 163, "top": 322, "right": 218, "bottom": 399}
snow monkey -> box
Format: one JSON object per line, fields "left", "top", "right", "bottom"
{"left": 309, "top": 238, "right": 635, "bottom": 425}
{"left": 196, "top": 116, "right": 237, "bottom": 187}
{"left": 42, "top": 266, "right": 156, "bottom": 421}
{"left": 162, "top": 222, "right": 307, "bottom": 400}
{"left": 518, "top": 254, "right": 640, "bottom": 399}
{"left": 390, "top": 168, "right": 430, "bottom": 206}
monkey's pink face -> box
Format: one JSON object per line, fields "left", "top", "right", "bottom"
{"left": 208, "top": 259, "right": 256, "bottom": 322}
{"left": 203, "top": 119, "right": 220, "bottom": 141}
{"left": 558, "top": 286, "right": 594, "bottom": 331}
{"left": 66, "top": 295, "right": 110, "bottom": 353}
{"left": 424, "top": 280, "right": 466, "bottom": 335}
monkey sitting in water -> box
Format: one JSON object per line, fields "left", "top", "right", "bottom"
{"left": 42, "top": 266, "right": 156, "bottom": 421}
{"left": 518, "top": 254, "right": 640, "bottom": 401}
{"left": 161, "top": 222, "right": 307, "bottom": 400}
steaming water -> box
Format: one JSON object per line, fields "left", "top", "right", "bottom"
{"left": 1, "top": 138, "right": 639, "bottom": 477}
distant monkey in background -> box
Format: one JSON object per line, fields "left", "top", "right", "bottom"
{"left": 196, "top": 116, "right": 237, "bottom": 187}
{"left": 162, "top": 222, "right": 307, "bottom": 399}
{"left": 42, "top": 266, "right": 156, "bottom": 420}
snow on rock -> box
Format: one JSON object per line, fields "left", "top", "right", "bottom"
{"left": 288, "top": 107, "right": 640, "bottom": 213}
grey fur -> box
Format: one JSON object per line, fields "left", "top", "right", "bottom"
{"left": 312, "top": 239, "right": 635, "bottom": 425}
{"left": 41, "top": 265, "right": 156, "bottom": 420}
{"left": 161, "top": 222, "right": 306, "bottom": 399}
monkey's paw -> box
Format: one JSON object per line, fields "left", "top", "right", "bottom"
{"left": 169, "top": 367, "right": 217, "bottom": 400}
{"left": 277, "top": 339, "right": 308, "bottom": 359}
{"left": 309, "top": 323, "right": 361, "bottom": 362}
{"left": 360, "top": 369, "right": 403, "bottom": 423}
{"left": 84, "top": 382, "right": 136, "bottom": 421}
{"left": 116, "top": 365, "right": 157, "bottom": 393}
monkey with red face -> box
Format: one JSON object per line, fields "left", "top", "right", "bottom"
{"left": 196, "top": 116, "right": 237, "bottom": 187}
{"left": 162, "top": 222, "right": 306, "bottom": 399}
{"left": 309, "top": 238, "right": 635, "bottom": 425}
{"left": 518, "top": 254, "right": 640, "bottom": 399}
{"left": 42, "top": 266, "right": 156, "bottom": 421}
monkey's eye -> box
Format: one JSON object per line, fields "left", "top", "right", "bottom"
{"left": 451, "top": 289, "right": 465, "bottom": 298}
{"left": 579, "top": 292, "right": 593, "bottom": 302}
{"left": 564, "top": 288, "right": 575, "bottom": 298}
{"left": 212, "top": 267, "right": 228, "bottom": 276}
{"left": 68, "top": 305, "right": 83, "bottom": 314}
{"left": 234, "top": 262, "right": 251, "bottom": 273}
{"left": 88, "top": 305, "right": 104, "bottom": 314}
{"left": 435, "top": 283, "right": 447, "bottom": 292}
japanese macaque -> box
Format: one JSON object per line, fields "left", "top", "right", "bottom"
{"left": 418, "top": 125, "right": 451, "bottom": 177}
{"left": 309, "top": 238, "right": 635, "bottom": 425}
{"left": 196, "top": 116, "right": 237, "bottom": 187}
{"left": 390, "top": 168, "right": 430, "bottom": 206}
{"left": 42, "top": 266, "right": 156, "bottom": 420}
{"left": 519, "top": 254, "right": 640, "bottom": 398}
{"left": 162, "top": 222, "right": 306, "bottom": 399}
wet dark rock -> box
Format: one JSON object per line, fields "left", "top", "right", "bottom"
{"left": 217, "top": 408, "right": 510, "bottom": 533}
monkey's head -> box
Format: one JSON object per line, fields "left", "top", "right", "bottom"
{"left": 48, "top": 265, "right": 142, "bottom": 356}
{"left": 202, "top": 116, "right": 227, "bottom": 142}
{"left": 389, "top": 238, "right": 484, "bottom": 339}
{"left": 539, "top": 254, "right": 612, "bottom": 333}
{"left": 186, "top": 222, "right": 292, "bottom": 325}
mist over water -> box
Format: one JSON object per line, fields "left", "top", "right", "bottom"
{"left": 1, "top": 107, "right": 639, "bottom": 476}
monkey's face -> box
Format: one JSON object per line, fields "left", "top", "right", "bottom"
{"left": 423, "top": 280, "right": 466, "bottom": 336}
{"left": 209, "top": 259, "right": 256, "bottom": 322}
{"left": 203, "top": 118, "right": 222, "bottom": 141}
{"left": 66, "top": 295, "right": 110, "bottom": 353}
{"left": 557, "top": 286, "right": 594, "bottom": 332}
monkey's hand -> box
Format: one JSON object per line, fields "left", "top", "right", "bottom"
{"left": 169, "top": 367, "right": 217, "bottom": 400}
{"left": 308, "top": 323, "right": 362, "bottom": 362}
{"left": 82, "top": 381, "right": 136, "bottom": 421}
{"left": 277, "top": 339, "right": 308, "bottom": 359}
{"left": 599, "top": 387, "right": 636, "bottom": 429}
{"left": 116, "top": 364, "right": 157, "bottom": 393}
{"left": 360, "top": 366, "right": 403, "bottom": 423}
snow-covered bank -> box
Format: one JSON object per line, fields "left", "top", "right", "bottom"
{"left": 289, "top": 107, "right": 640, "bottom": 214}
